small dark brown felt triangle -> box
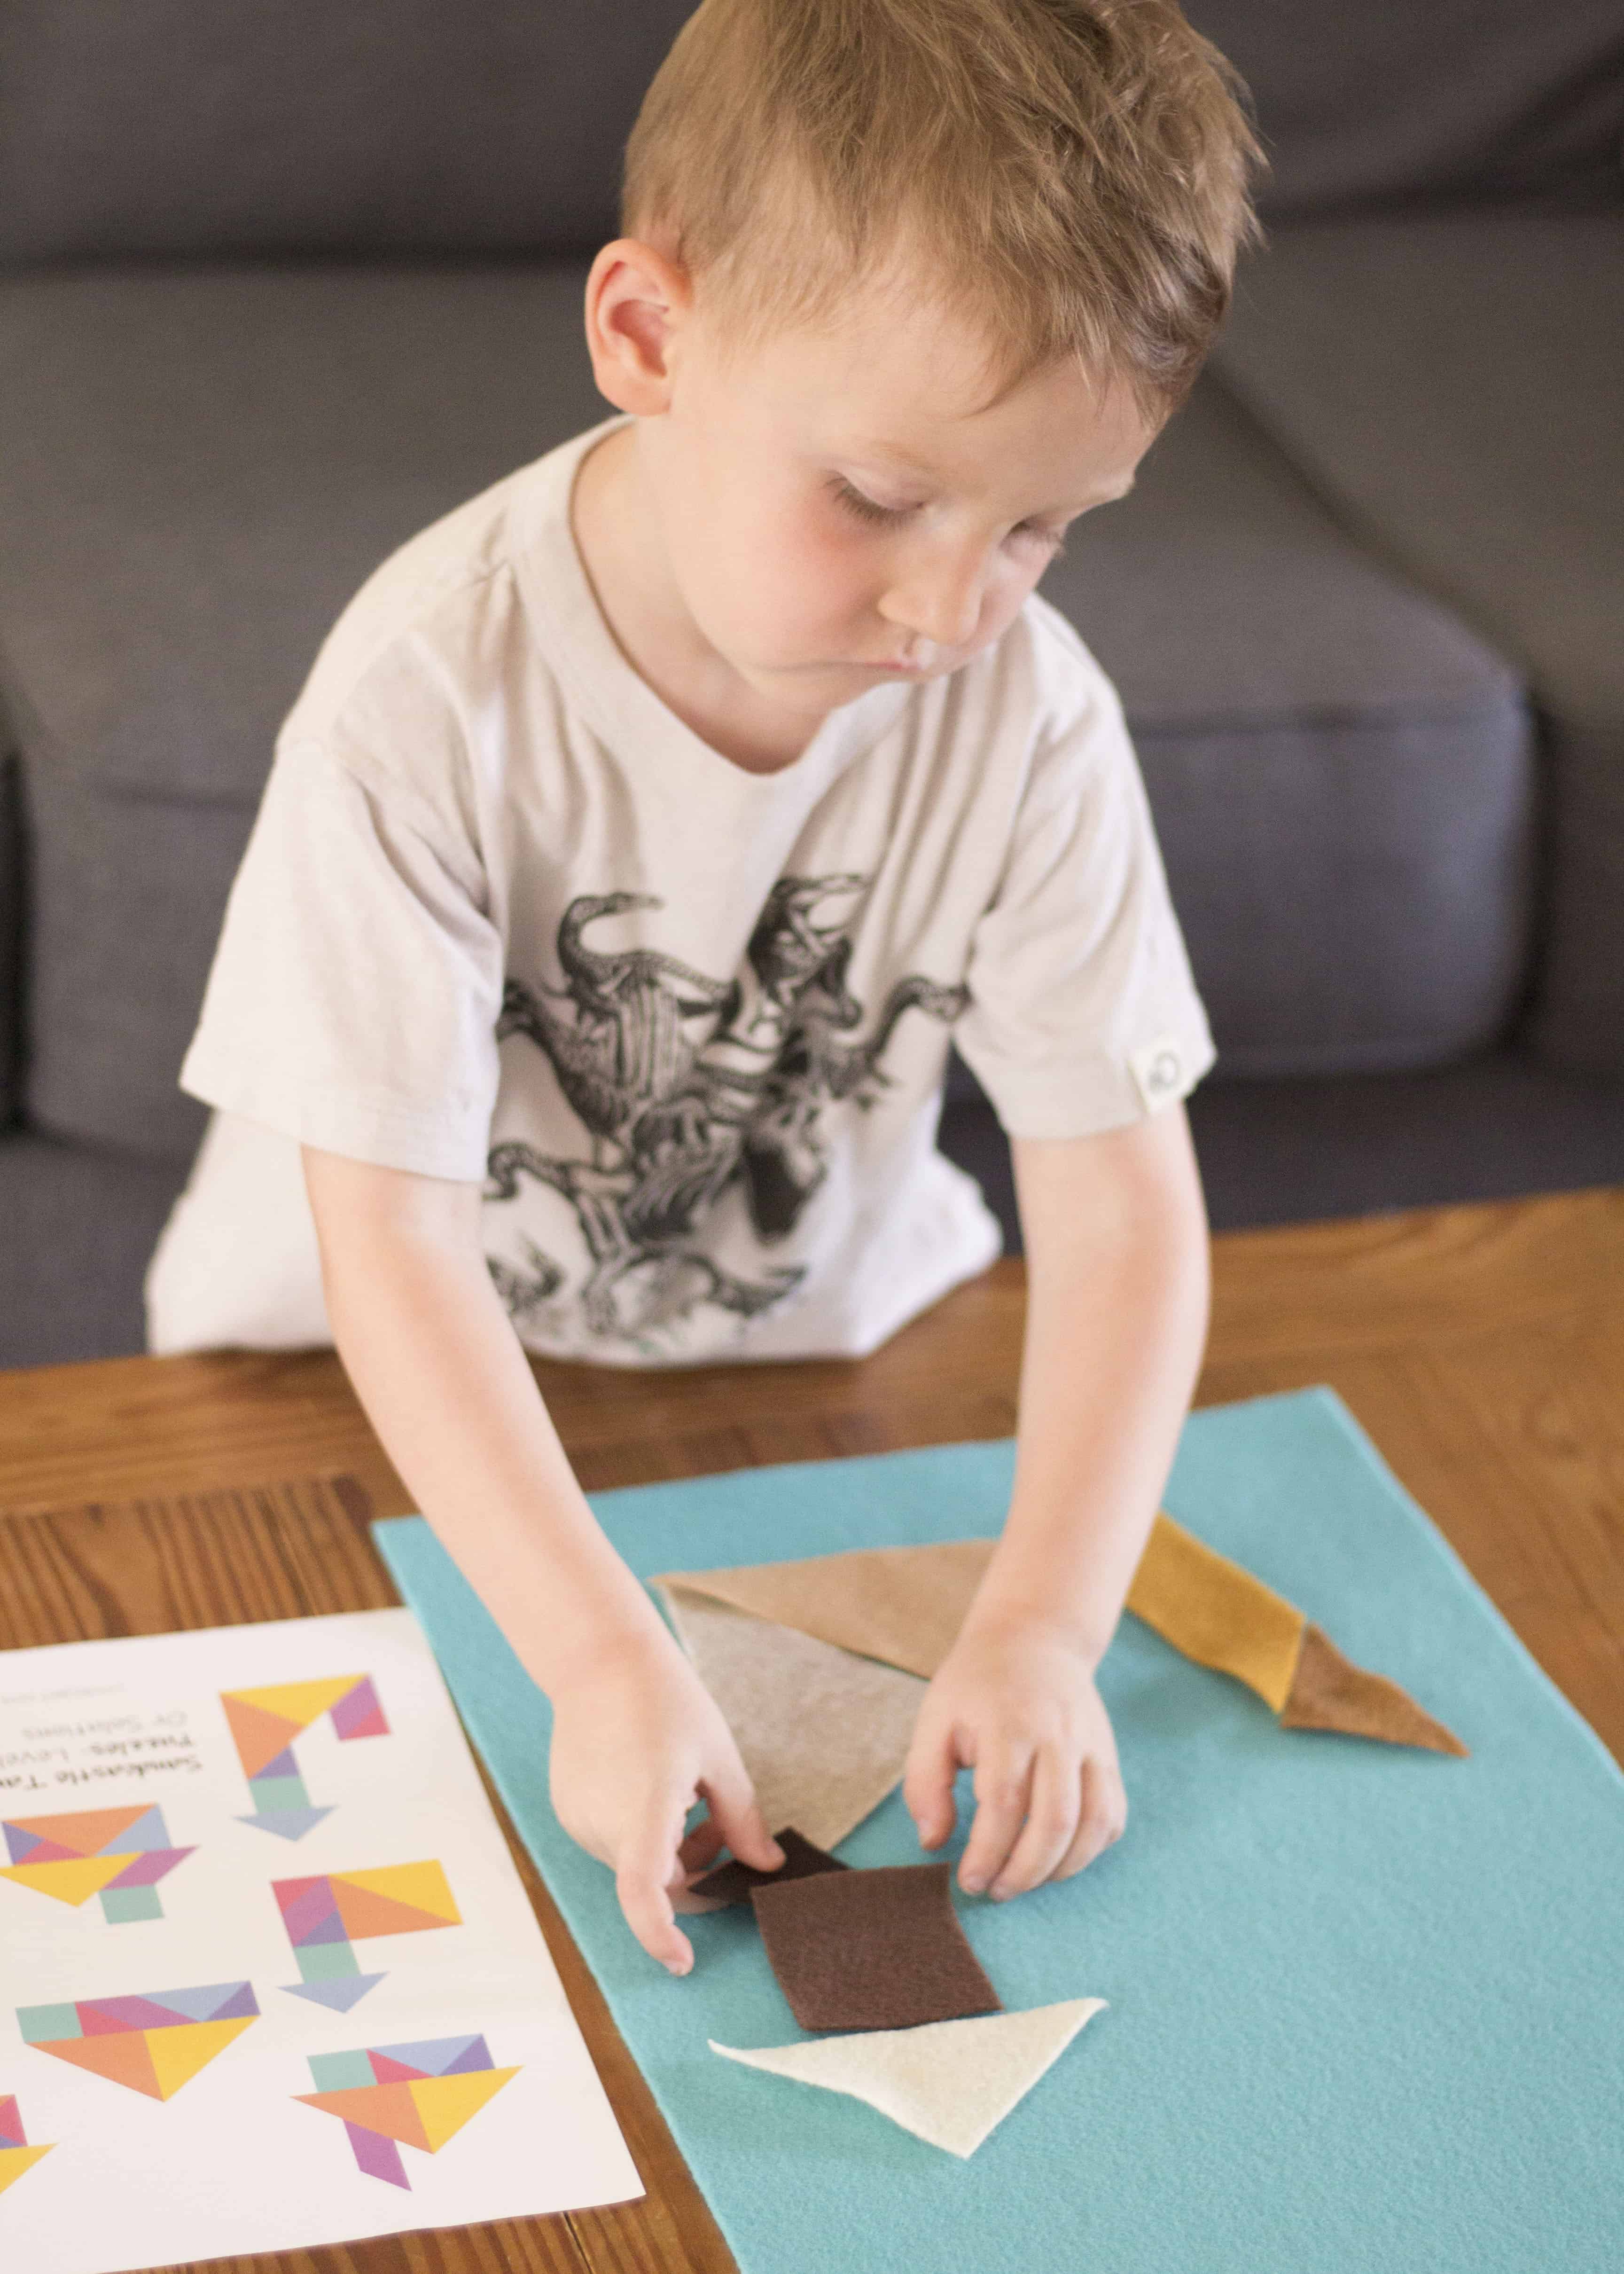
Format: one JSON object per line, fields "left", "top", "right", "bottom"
{"left": 687, "top": 1827, "right": 848, "bottom": 1910}
{"left": 1279, "top": 1624, "right": 1468, "bottom": 1755}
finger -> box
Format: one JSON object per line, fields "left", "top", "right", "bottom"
{"left": 698, "top": 1762, "right": 783, "bottom": 1874}
{"left": 676, "top": 1815, "right": 730, "bottom": 1879}
{"left": 616, "top": 1802, "right": 695, "bottom": 1975}
{"left": 1054, "top": 1756, "right": 1129, "bottom": 1881}
{"left": 990, "top": 1745, "right": 1081, "bottom": 1900}
{"left": 903, "top": 1716, "right": 961, "bottom": 1851}
{"left": 957, "top": 1747, "right": 1035, "bottom": 1896}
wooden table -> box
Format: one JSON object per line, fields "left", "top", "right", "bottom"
{"left": 2, "top": 1188, "right": 1621, "bottom": 2274}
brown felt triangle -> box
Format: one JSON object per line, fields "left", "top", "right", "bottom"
{"left": 1279, "top": 1623, "right": 1468, "bottom": 1755}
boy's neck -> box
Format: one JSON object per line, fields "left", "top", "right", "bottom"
{"left": 570, "top": 423, "right": 825, "bottom": 776}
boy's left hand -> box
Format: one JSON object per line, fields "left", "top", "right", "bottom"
{"left": 902, "top": 1609, "right": 1127, "bottom": 1900}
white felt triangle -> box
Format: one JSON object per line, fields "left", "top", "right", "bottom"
{"left": 657, "top": 1584, "right": 925, "bottom": 1858}
{"left": 710, "top": 1998, "right": 1106, "bottom": 2158}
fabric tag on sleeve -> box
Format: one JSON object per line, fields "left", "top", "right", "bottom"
{"left": 1129, "top": 1032, "right": 1188, "bottom": 1113}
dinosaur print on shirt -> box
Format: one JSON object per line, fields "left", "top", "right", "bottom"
{"left": 484, "top": 877, "right": 967, "bottom": 1351}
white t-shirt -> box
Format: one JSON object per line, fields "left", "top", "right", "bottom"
{"left": 149, "top": 418, "right": 1213, "bottom": 1365}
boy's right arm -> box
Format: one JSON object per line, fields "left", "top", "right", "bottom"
{"left": 301, "top": 1145, "right": 782, "bottom": 1972}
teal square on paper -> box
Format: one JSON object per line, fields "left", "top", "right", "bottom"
{"left": 375, "top": 1389, "right": 1624, "bottom": 2274}
{"left": 99, "top": 1883, "right": 163, "bottom": 1923}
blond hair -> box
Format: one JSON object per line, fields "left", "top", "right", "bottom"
{"left": 623, "top": 0, "right": 1265, "bottom": 414}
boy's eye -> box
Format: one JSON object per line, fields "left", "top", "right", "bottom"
{"left": 831, "top": 478, "right": 913, "bottom": 526}
{"left": 1009, "top": 520, "right": 1067, "bottom": 560}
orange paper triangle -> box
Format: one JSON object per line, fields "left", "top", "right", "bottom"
{"left": 37, "top": 2031, "right": 162, "bottom": 2099}
{"left": 5, "top": 1807, "right": 148, "bottom": 1855}
{"left": 297, "top": 2080, "right": 431, "bottom": 2150}
{"left": 220, "top": 1696, "right": 305, "bottom": 1779}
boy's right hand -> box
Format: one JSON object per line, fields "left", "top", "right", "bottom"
{"left": 547, "top": 1623, "right": 782, "bottom": 1974}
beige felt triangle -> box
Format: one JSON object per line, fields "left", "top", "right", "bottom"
{"left": 657, "top": 1584, "right": 926, "bottom": 1856}
{"left": 656, "top": 1539, "right": 996, "bottom": 1680}
{"left": 710, "top": 1998, "right": 1106, "bottom": 2157}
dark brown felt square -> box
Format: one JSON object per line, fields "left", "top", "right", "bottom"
{"left": 689, "top": 1827, "right": 848, "bottom": 1909}
{"left": 751, "top": 1860, "right": 1002, "bottom": 2033}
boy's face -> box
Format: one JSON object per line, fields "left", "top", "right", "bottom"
{"left": 603, "top": 253, "right": 1161, "bottom": 730}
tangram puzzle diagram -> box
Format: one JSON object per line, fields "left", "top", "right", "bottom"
{"left": 18, "top": 1981, "right": 260, "bottom": 2101}
{"left": 273, "top": 1861, "right": 461, "bottom": 2011}
{"left": 295, "top": 2033, "right": 520, "bottom": 2189}
{"left": 1, "top": 1804, "right": 196, "bottom": 1925}
{"left": 0, "top": 2095, "right": 54, "bottom": 2196}
{"left": 220, "top": 1673, "right": 390, "bottom": 1840}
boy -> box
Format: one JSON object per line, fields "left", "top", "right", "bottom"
{"left": 148, "top": 0, "right": 1260, "bottom": 1973}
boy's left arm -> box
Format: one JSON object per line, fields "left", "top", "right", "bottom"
{"left": 904, "top": 1102, "right": 1210, "bottom": 1898}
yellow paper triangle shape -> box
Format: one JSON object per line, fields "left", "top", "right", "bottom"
{"left": 222, "top": 1677, "right": 363, "bottom": 1728}
{"left": 408, "top": 2066, "right": 521, "bottom": 2151}
{"left": 335, "top": 1860, "right": 460, "bottom": 1924}
{"left": 0, "top": 2141, "right": 54, "bottom": 2195}
{"left": 144, "top": 2016, "right": 258, "bottom": 2100}
{"left": 0, "top": 1854, "right": 135, "bottom": 1906}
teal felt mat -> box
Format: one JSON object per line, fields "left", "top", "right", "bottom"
{"left": 375, "top": 1389, "right": 1624, "bottom": 2273}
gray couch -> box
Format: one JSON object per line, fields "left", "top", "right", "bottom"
{"left": 2, "top": 0, "right": 1621, "bottom": 1369}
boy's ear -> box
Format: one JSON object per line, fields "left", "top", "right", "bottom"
{"left": 583, "top": 238, "right": 693, "bottom": 416}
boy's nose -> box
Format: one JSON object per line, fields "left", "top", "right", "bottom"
{"left": 879, "top": 552, "right": 986, "bottom": 652}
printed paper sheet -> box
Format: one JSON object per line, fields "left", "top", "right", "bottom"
{"left": 0, "top": 1607, "right": 640, "bottom": 2271}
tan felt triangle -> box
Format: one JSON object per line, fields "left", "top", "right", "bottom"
{"left": 657, "top": 1584, "right": 924, "bottom": 1855}
{"left": 656, "top": 1539, "right": 994, "bottom": 1679}
{"left": 1280, "top": 1623, "right": 1468, "bottom": 1754}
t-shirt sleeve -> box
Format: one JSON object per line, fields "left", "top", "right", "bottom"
{"left": 953, "top": 657, "right": 1215, "bottom": 1140}
{"left": 179, "top": 734, "right": 504, "bottom": 1179}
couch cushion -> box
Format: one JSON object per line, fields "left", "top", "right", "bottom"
{"left": 0, "top": 266, "right": 1533, "bottom": 1165}
{"left": 0, "top": 0, "right": 692, "bottom": 264}
{"left": 1186, "top": 1, "right": 1624, "bottom": 217}
{"left": 0, "top": 1132, "right": 188, "bottom": 1369}
{"left": 1213, "top": 212, "right": 1624, "bottom": 1072}
{"left": 1045, "top": 377, "right": 1532, "bottom": 1076}
{"left": 0, "top": 261, "right": 610, "bottom": 1162}
{"left": 0, "top": 744, "right": 21, "bottom": 1126}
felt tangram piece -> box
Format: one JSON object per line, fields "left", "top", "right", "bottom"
{"left": 682, "top": 1826, "right": 847, "bottom": 1913}
{"left": 18, "top": 1981, "right": 259, "bottom": 2099}
{"left": 666, "top": 1514, "right": 1466, "bottom": 1753}
{"left": 751, "top": 1860, "right": 1001, "bottom": 2034}
{"left": 710, "top": 1998, "right": 1106, "bottom": 2159}
{"left": 657, "top": 1539, "right": 995, "bottom": 1680}
{"left": 656, "top": 1582, "right": 924, "bottom": 1852}
{"left": 295, "top": 2034, "right": 520, "bottom": 2191}
{"left": 0, "top": 2094, "right": 54, "bottom": 2196}
{"left": 1280, "top": 1623, "right": 1468, "bottom": 1754}
{"left": 1124, "top": 1512, "right": 1308, "bottom": 1710}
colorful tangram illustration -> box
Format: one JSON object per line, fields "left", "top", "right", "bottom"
{"left": 1, "top": 1804, "right": 196, "bottom": 1925}
{"left": 220, "top": 1673, "right": 390, "bottom": 1839}
{"left": 17, "top": 1981, "right": 259, "bottom": 2101}
{"left": 0, "top": 2094, "right": 55, "bottom": 2197}
{"left": 295, "top": 2034, "right": 520, "bottom": 2190}
{"left": 273, "top": 1861, "right": 461, "bottom": 2012}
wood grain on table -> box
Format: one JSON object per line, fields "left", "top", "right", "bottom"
{"left": 1, "top": 1188, "right": 1621, "bottom": 2274}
